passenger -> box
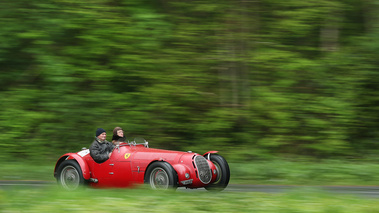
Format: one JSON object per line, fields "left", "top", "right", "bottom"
{"left": 112, "top": 126, "right": 126, "bottom": 145}
{"left": 89, "top": 128, "right": 115, "bottom": 163}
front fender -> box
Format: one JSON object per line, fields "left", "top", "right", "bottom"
{"left": 172, "top": 164, "right": 191, "bottom": 178}
{"left": 172, "top": 164, "right": 193, "bottom": 186}
{"left": 54, "top": 153, "right": 91, "bottom": 180}
{"left": 203, "top": 151, "right": 218, "bottom": 160}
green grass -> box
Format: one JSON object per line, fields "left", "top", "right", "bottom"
{"left": 2, "top": 159, "right": 379, "bottom": 186}
{"left": 1, "top": 186, "right": 379, "bottom": 212}
{"left": 0, "top": 163, "right": 55, "bottom": 181}
{"left": 230, "top": 160, "right": 379, "bottom": 186}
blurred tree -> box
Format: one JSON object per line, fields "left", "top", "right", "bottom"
{"left": 1, "top": 0, "right": 379, "bottom": 162}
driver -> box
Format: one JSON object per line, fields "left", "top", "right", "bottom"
{"left": 89, "top": 128, "right": 115, "bottom": 163}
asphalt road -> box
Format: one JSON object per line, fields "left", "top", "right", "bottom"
{"left": 226, "top": 184, "right": 379, "bottom": 198}
{"left": 179, "top": 184, "right": 379, "bottom": 198}
{"left": 2, "top": 181, "right": 379, "bottom": 198}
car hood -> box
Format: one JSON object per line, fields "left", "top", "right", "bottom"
{"left": 130, "top": 146, "right": 194, "bottom": 163}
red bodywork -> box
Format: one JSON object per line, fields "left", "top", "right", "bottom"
{"left": 54, "top": 143, "right": 219, "bottom": 189}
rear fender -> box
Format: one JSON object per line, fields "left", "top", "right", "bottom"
{"left": 54, "top": 153, "right": 91, "bottom": 180}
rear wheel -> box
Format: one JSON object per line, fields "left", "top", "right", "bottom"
{"left": 56, "top": 160, "right": 86, "bottom": 190}
{"left": 144, "top": 161, "right": 178, "bottom": 190}
{"left": 205, "top": 154, "right": 230, "bottom": 191}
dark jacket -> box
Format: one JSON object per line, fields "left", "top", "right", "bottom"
{"left": 112, "top": 135, "right": 126, "bottom": 145}
{"left": 89, "top": 138, "right": 115, "bottom": 163}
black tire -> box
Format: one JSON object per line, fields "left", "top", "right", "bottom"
{"left": 56, "top": 160, "right": 86, "bottom": 190}
{"left": 144, "top": 161, "right": 178, "bottom": 190}
{"left": 205, "top": 154, "right": 230, "bottom": 191}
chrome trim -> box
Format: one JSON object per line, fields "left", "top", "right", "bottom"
{"left": 194, "top": 155, "right": 212, "bottom": 184}
{"left": 181, "top": 179, "right": 193, "bottom": 185}
{"left": 89, "top": 178, "right": 98, "bottom": 183}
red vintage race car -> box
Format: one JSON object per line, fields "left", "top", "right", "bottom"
{"left": 54, "top": 138, "right": 230, "bottom": 191}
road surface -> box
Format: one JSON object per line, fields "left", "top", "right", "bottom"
{"left": 2, "top": 181, "right": 379, "bottom": 198}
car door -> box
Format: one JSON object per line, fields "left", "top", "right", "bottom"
{"left": 88, "top": 156, "right": 116, "bottom": 187}
{"left": 109, "top": 145, "right": 134, "bottom": 187}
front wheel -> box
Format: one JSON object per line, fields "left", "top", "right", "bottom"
{"left": 205, "top": 154, "right": 230, "bottom": 191}
{"left": 56, "top": 160, "right": 86, "bottom": 190}
{"left": 144, "top": 161, "right": 178, "bottom": 190}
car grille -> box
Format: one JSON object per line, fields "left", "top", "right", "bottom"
{"left": 194, "top": 155, "right": 211, "bottom": 184}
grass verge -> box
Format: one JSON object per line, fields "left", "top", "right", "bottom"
{"left": 1, "top": 185, "right": 379, "bottom": 212}
{"left": 230, "top": 159, "right": 379, "bottom": 185}
{"left": 2, "top": 159, "right": 379, "bottom": 186}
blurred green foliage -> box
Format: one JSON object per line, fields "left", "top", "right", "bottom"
{"left": 1, "top": 0, "right": 379, "bottom": 162}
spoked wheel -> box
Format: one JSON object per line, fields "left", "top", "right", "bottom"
{"left": 145, "top": 161, "right": 178, "bottom": 190}
{"left": 205, "top": 154, "right": 230, "bottom": 191}
{"left": 57, "top": 160, "right": 86, "bottom": 190}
